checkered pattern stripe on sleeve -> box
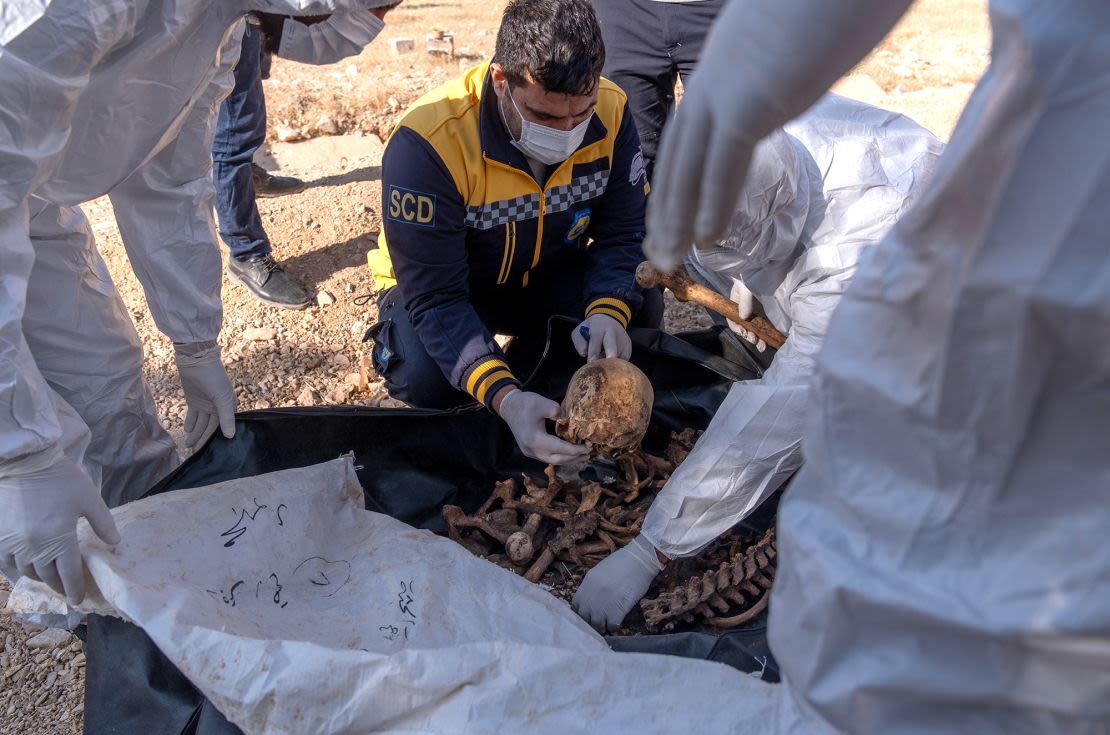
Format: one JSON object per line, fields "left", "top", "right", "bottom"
{"left": 464, "top": 193, "right": 541, "bottom": 230}
{"left": 545, "top": 170, "right": 610, "bottom": 214}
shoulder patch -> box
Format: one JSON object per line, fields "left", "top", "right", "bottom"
{"left": 387, "top": 185, "right": 437, "bottom": 227}
{"left": 629, "top": 148, "right": 647, "bottom": 187}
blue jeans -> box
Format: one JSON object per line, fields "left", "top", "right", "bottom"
{"left": 212, "top": 23, "right": 270, "bottom": 261}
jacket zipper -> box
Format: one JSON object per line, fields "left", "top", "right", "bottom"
{"left": 497, "top": 221, "right": 516, "bottom": 284}
{"left": 483, "top": 151, "right": 593, "bottom": 289}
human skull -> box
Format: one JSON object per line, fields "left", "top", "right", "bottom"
{"left": 556, "top": 358, "right": 654, "bottom": 456}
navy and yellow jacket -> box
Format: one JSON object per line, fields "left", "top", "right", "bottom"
{"left": 372, "top": 62, "right": 651, "bottom": 409}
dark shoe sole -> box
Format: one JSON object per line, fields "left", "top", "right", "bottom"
{"left": 254, "top": 181, "right": 307, "bottom": 198}
{"left": 227, "top": 268, "right": 313, "bottom": 310}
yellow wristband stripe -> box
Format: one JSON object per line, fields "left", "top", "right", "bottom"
{"left": 586, "top": 297, "right": 632, "bottom": 325}
{"left": 474, "top": 368, "right": 515, "bottom": 406}
{"left": 587, "top": 305, "right": 630, "bottom": 327}
{"left": 465, "top": 358, "right": 509, "bottom": 395}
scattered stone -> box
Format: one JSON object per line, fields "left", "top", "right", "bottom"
{"left": 387, "top": 96, "right": 400, "bottom": 109}
{"left": 332, "top": 354, "right": 351, "bottom": 367}
{"left": 274, "top": 123, "right": 301, "bottom": 142}
{"left": 317, "top": 291, "right": 336, "bottom": 306}
{"left": 378, "top": 397, "right": 407, "bottom": 409}
{"left": 316, "top": 114, "right": 339, "bottom": 136}
{"left": 344, "top": 372, "right": 369, "bottom": 392}
{"left": 296, "top": 386, "right": 322, "bottom": 406}
{"left": 389, "top": 37, "right": 415, "bottom": 54}
{"left": 26, "top": 629, "right": 72, "bottom": 650}
{"left": 426, "top": 31, "right": 454, "bottom": 57}
{"left": 243, "top": 327, "right": 277, "bottom": 342}
{"left": 253, "top": 399, "right": 272, "bottom": 410}
{"left": 0, "top": 589, "right": 9, "bottom": 609}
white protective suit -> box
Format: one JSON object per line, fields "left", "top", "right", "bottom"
{"left": 277, "top": 2, "right": 390, "bottom": 66}
{"left": 645, "top": 0, "right": 1110, "bottom": 731}
{"left": 0, "top": 1, "right": 358, "bottom": 569}
{"left": 642, "top": 94, "right": 943, "bottom": 558}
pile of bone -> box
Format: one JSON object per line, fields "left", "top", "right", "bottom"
{"left": 442, "top": 426, "right": 778, "bottom": 633}
{"left": 441, "top": 448, "right": 675, "bottom": 585}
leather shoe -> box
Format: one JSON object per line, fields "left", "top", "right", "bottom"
{"left": 252, "top": 163, "right": 306, "bottom": 198}
{"left": 228, "top": 254, "right": 313, "bottom": 309}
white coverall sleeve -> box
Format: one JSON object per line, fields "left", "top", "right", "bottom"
{"left": 106, "top": 78, "right": 228, "bottom": 344}
{"left": 278, "top": 7, "right": 385, "bottom": 65}
{"left": 640, "top": 281, "right": 839, "bottom": 559}
{"left": 645, "top": 0, "right": 915, "bottom": 261}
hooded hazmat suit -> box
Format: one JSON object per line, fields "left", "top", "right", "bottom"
{"left": 643, "top": 94, "right": 943, "bottom": 559}
{"left": 0, "top": 0, "right": 361, "bottom": 602}
{"left": 639, "top": 0, "right": 1110, "bottom": 731}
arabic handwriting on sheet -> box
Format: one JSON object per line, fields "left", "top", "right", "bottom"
{"left": 206, "top": 580, "right": 246, "bottom": 607}
{"left": 291, "top": 556, "right": 352, "bottom": 598}
{"left": 220, "top": 498, "right": 289, "bottom": 548}
{"left": 255, "top": 573, "right": 289, "bottom": 608}
{"left": 398, "top": 579, "right": 417, "bottom": 622}
{"left": 381, "top": 579, "right": 418, "bottom": 641}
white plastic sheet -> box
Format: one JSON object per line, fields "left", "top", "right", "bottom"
{"left": 9, "top": 458, "right": 781, "bottom": 733}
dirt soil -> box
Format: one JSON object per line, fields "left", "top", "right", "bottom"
{"left": 0, "top": 1, "right": 989, "bottom": 732}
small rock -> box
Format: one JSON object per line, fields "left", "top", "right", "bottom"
{"left": 296, "top": 386, "right": 322, "bottom": 406}
{"left": 253, "top": 399, "right": 272, "bottom": 410}
{"left": 345, "top": 63, "right": 359, "bottom": 76}
{"left": 345, "top": 283, "right": 356, "bottom": 293}
{"left": 317, "top": 291, "right": 336, "bottom": 306}
{"left": 44, "top": 671, "right": 57, "bottom": 689}
{"left": 243, "top": 327, "right": 277, "bottom": 342}
{"left": 387, "top": 96, "right": 400, "bottom": 109}
{"left": 0, "top": 589, "right": 9, "bottom": 609}
{"left": 331, "top": 354, "right": 351, "bottom": 367}
{"left": 344, "top": 372, "right": 369, "bottom": 392}
{"left": 356, "top": 203, "right": 371, "bottom": 214}
{"left": 274, "top": 123, "right": 301, "bottom": 142}
{"left": 378, "top": 397, "right": 407, "bottom": 409}
{"left": 332, "top": 384, "right": 355, "bottom": 403}
{"left": 26, "top": 629, "right": 72, "bottom": 650}
{"left": 316, "top": 114, "right": 339, "bottom": 136}
{"left": 389, "top": 37, "right": 415, "bottom": 55}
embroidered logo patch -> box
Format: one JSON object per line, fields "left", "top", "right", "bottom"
{"left": 388, "top": 185, "right": 436, "bottom": 227}
{"left": 629, "top": 149, "right": 647, "bottom": 187}
{"left": 565, "top": 208, "right": 591, "bottom": 242}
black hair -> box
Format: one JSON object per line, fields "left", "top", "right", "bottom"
{"left": 494, "top": 0, "right": 605, "bottom": 96}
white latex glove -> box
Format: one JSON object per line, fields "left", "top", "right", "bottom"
{"left": 571, "top": 314, "right": 632, "bottom": 362}
{"left": 174, "top": 343, "right": 236, "bottom": 450}
{"left": 726, "top": 280, "right": 766, "bottom": 351}
{"left": 572, "top": 535, "right": 665, "bottom": 632}
{"left": 498, "top": 389, "right": 591, "bottom": 465}
{"left": 0, "top": 459, "right": 121, "bottom": 604}
{"left": 643, "top": 0, "right": 914, "bottom": 271}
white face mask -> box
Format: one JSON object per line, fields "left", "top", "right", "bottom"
{"left": 502, "top": 84, "right": 593, "bottom": 166}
